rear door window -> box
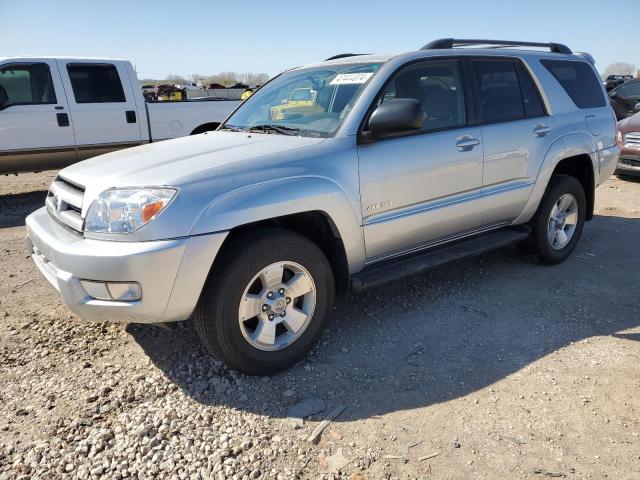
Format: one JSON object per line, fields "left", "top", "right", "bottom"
{"left": 516, "top": 64, "right": 545, "bottom": 118}
{"left": 471, "top": 59, "right": 546, "bottom": 124}
{"left": 540, "top": 59, "right": 606, "bottom": 109}
{"left": 472, "top": 60, "right": 525, "bottom": 123}
{"left": 0, "top": 63, "right": 57, "bottom": 108}
{"left": 67, "top": 63, "right": 126, "bottom": 103}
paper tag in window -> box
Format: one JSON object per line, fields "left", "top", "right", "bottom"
{"left": 330, "top": 72, "right": 374, "bottom": 85}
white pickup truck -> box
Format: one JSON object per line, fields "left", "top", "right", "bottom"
{"left": 0, "top": 57, "right": 241, "bottom": 174}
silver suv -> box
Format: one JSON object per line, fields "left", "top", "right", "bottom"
{"left": 26, "top": 39, "right": 620, "bottom": 374}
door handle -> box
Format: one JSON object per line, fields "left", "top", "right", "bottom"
{"left": 56, "top": 113, "right": 70, "bottom": 127}
{"left": 126, "top": 110, "right": 137, "bottom": 123}
{"left": 54, "top": 105, "right": 65, "bottom": 110}
{"left": 455, "top": 136, "right": 480, "bottom": 151}
{"left": 532, "top": 124, "right": 551, "bottom": 137}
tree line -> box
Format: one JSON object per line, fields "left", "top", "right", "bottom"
{"left": 601, "top": 62, "right": 639, "bottom": 79}
{"left": 141, "top": 72, "right": 270, "bottom": 87}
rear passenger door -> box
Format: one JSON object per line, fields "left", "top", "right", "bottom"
{"left": 57, "top": 61, "right": 142, "bottom": 160}
{"left": 470, "top": 58, "right": 554, "bottom": 225}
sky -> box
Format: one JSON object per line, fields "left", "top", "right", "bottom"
{"left": 1, "top": 0, "right": 638, "bottom": 79}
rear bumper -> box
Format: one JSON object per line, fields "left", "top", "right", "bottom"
{"left": 26, "top": 207, "right": 227, "bottom": 323}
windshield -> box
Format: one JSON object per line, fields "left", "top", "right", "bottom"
{"left": 222, "top": 62, "right": 382, "bottom": 137}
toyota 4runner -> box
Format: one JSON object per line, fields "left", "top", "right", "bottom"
{"left": 26, "top": 39, "right": 620, "bottom": 374}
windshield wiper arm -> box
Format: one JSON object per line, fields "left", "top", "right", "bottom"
{"left": 245, "top": 124, "right": 300, "bottom": 135}
{"left": 218, "top": 124, "right": 244, "bottom": 132}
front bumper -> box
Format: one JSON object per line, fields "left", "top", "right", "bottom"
{"left": 26, "top": 207, "right": 227, "bottom": 323}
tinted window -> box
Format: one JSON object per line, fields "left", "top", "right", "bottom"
{"left": 472, "top": 60, "right": 524, "bottom": 123}
{"left": 516, "top": 64, "right": 545, "bottom": 118}
{"left": 613, "top": 81, "right": 640, "bottom": 98}
{"left": 0, "top": 63, "right": 57, "bottom": 108}
{"left": 378, "top": 60, "right": 467, "bottom": 132}
{"left": 541, "top": 59, "right": 606, "bottom": 109}
{"left": 67, "top": 64, "right": 125, "bottom": 103}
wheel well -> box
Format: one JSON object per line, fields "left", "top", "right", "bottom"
{"left": 190, "top": 122, "right": 220, "bottom": 135}
{"left": 221, "top": 212, "right": 350, "bottom": 296}
{"left": 552, "top": 154, "right": 595, "bottom": 220}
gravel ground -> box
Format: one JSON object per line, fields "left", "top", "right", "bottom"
{"left": 0, "top": 171, "right": 639, "bottom": 480}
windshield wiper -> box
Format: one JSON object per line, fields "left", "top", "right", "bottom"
{"left": 218, "top": 124, "right": 244, "bottom": 132}
{"left": 244, "top": 124, "right": 300, "bottom": 136}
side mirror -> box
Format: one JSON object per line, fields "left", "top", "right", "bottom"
{"left": 635, "top": 102, "right": 640, "bottom": 112}
{"left": 609, "top": 92, "right": 618, "bottom": 99}
{"left": 368, "top": 98, "right": 423, "bottom": 135}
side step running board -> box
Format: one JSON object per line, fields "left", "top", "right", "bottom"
{"left": 351, "top": 226, "right": 531, "bottom": 291}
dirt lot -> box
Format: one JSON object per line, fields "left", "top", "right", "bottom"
{"left": 0, "top": 171, "right": 639, "bottom": 480}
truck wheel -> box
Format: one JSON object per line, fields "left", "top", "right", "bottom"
{"left": 194, "top": 229, "right": 335, "bottom": 375}
{"left": 529, "top": 174, "right": 586, "bottom": 264}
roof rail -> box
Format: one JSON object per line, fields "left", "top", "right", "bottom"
{"left": 421, "top": 38, "right": 572, "bottom": 55}
{"left": 324, "top": 53, "right": 368, "bottom": 61}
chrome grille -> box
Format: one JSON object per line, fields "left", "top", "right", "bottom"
{"left": 46, "top": 176, "right": 86, "bottom": 232}
{"left": 625, "top": 132, "right": 640, "bottom": 149}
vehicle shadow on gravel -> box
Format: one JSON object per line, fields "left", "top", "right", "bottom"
{"left": 130, "top": 213, "right": 640, "bottom": 421}
{"left": 0, "top": 190, "right": 48, "bottom": 228}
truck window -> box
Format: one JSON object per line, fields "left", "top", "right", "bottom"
{"left": 379, "top": 60, "right": 467, "bottom": 132}
{"left": 0, "top": 63, "right": 57, "bottom": 109}
{"left": 67, "top": 63, "right": 126, "bottom": 103}
{"left": 540, "top": 59, "right": 606, "bottom": 109}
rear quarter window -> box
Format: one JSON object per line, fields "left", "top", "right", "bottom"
{"left": 540, "top": 59, "right": 606, "bottom": 109}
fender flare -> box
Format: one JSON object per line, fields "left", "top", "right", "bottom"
{"left": 191, "top": 176, "right": 366, "bottom": 273}
{"left": 514, "top": 132, "right": 597, "bottom": 224}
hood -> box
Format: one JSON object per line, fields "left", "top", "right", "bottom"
{"left": 61, "top": 131, "right": 325, "bottom": 190}
{"left": 618, "top": 112, "right": 640, "bottom": 133}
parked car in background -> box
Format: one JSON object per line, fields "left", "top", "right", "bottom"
{"left": 609, "top": 79, "right": 640, "bottom": 120}
{"left": 615, "top": 111, "right": 640, "bottom": 176}
{"left": 26, "top": 39, "right": 618, "bottom": 374}
{"left": 604, "top": 74, "right": 634, "bottom": 92}
{"left": 0, "top": 57, "right": 240, "bottom": 174}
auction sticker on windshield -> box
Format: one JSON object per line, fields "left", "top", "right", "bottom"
{"left": 330, "top": 72, "right": 374, "bottom": 85}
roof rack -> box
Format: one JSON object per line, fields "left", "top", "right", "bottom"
{"left": 324, "top": 53, "right": 368, "bottom": 61}
{"left": 421, "top": 38, "right": 572, "bottom": 55}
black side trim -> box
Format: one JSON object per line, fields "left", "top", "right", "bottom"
{"left": 351, "top": 226, "right": 531, "bottom": 291}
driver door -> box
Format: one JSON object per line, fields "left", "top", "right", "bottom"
{"left": 358, "top": 59, "right": 485, "bottom": 261}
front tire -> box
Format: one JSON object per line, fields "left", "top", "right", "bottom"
{"left": 529, "top": 174, "right": 586, "bottom": 264}
{"left": 194, "top": 229, "right": 335, "bottom": 375}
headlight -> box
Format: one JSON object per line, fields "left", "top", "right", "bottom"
{"left": 616, "top": 130, "right": 624, "bottom": 146}
{"left": 84, "top": 187, "right": 177, "bottom": 234}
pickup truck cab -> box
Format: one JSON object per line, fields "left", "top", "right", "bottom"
{"left": 0, "top": 57, "right": 240, "bottom": 173}
{"left": 26, "top": 39, "right": 619, "bottom": 374}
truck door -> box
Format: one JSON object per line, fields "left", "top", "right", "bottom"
{"left": 56, "top": 60, "right": 142, "bottom": 161}
{"left": 0, "top": 60, "right": 76, "bottom": 174}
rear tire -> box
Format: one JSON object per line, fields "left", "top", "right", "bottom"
{"left": 529, "top": 174, "right": 586, "bottom": 264}
{"left": 194, "top": 229, "right": 335, "bottom": 375}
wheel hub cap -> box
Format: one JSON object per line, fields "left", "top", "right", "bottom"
{"left": 547, "top": 193, "right": 579, "bottom": 250}
{"left": 238, "top": 261, "right": 317, "bottom": 351}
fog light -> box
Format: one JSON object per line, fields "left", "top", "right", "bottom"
{"left": 80, "top": 280, "right": 111, "bottom": 300}
{"left": 80, "top": 280, "right": 141, "bottom": 301}
{"left": 107, "top": 282, "right": 141, "bottom": 301}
